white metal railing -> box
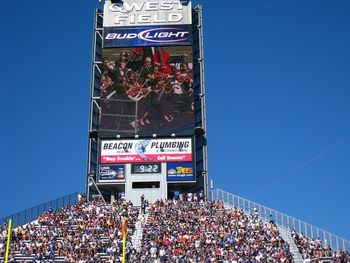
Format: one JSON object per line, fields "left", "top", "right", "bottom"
{"left": 0, "top": 193, "right": 79, "bottom": 227}
{"left": 211, "top": 188, "right": 350, "bottom": 252}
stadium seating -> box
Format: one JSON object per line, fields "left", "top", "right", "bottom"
{"left": 0, "top": 198, "right": 138, "bottom": 262}
{"left": 291, "top": 230, "right": 350, "bottom": 262}
{"left": 132, "top": 199, "right": 293, "bottom": 262}
{"left": 1, "top": 196, "right": 349, "bottom": 262}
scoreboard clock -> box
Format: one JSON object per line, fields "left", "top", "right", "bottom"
{"left": 131, "top": 163, "right": 161, "bottom": 174}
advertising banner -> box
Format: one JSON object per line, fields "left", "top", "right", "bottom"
{"left": 167, "top": 162, "right": 194, "bottom": 181}
{"left": 99, "top": 164, "right": 125, "bottom": 182}
{"left": 100, "top": 138, "right": 192, "bottom": 163}
{"left": 100, "top": 45, "right": 194, "bottom": 136}
{"left": 104, "top": 25, "right": 192, "bottom": 48}
{"left": 103, "top": 0, "right": 192, "bottom": 27}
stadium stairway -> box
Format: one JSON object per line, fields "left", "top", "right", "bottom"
{"left": 223, "top": 204, "right": 304, "bottom": 263}
{"left": 277, "top": 225, "right": 304, "bottom": 263}
{"left": 256, "top": 214, "right": 304, "bottom": 262}
{"left": 131, "top": 206, "right": 150, "bottom": 252}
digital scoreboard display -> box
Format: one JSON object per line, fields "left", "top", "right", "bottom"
{"left": 131, "top": 163, "right": 161, "bottom": 174}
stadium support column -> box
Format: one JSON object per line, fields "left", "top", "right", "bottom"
{"left": 201, "top": 5, "right": 208, "bottom": 200}
{"left": 86, "top": 8, "right": 103, "bottom": 200}
{"left": 200, "top": 5, "right": 208, "bottom": 200}
{"left": 194, "top": 5, "right": 208, "bottom": 199}
{"left": 210, "top": 179, "right": 214, "bottom": 201}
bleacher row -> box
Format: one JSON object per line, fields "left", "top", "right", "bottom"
{"left": 0, "top": 197, "right": 349, "bottom": 262}
{"left": 0, "top": 198, "right": 138, "bottom": 262}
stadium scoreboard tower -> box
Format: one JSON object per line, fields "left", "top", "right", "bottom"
{"left": 87, "top": 0, "right": 207, "bottom": 205}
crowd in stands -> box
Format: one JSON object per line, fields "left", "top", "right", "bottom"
{"left": 131, "top": 199, "right": 293, "bottom": 262}
{"left": 291, "top": 230, "right": 350, "bottom": 262}
{"left": 0, "top": 197, "right": 138, "bottom": 262}
{"left": 0, "top": 223, "right": 7, "bottom": 259}
{"left": 1, "top": 194, "right": 350, "bottom": 263}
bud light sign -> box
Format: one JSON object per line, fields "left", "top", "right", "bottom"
{"left": 167, "top": 162, "right": 194, "bottom": 182}
{"left": 104, "top": 25, "right": 192, "bottom": 47}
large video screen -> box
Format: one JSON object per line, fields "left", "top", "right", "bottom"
{"left": 99, "top": 45, "right": 194, "bottom": 136}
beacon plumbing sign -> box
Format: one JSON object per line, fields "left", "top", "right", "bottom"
{"left": 103, "top": 0, "right": 192, "bottom": 27}
{"left": 100, "top": 138, "right": 192, "bottom": 164}
{"left": 104, "top": 25, "right": 191, "bottom": 47}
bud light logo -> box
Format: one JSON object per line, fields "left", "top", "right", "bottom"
{"left": 104, "top": 25, "right": 192, "bottom": 47}
{"left": 106, "top": 28, "right": 189, "bottom": 43}
{"left": 138, "top": 28, "right": 188, "bottom": 43}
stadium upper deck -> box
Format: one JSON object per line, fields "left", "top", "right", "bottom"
{"left": 1, "top": 193, "right": 349, "bottom": 262}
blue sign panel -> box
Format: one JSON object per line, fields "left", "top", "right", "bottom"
{"left": 167, "top": 162, "right": 194, "bottom": 181}
{"left": 99, "top": 164, "right": 125, "bottom": 182}
{"left": 104, "top": 25, "right": 192, "bottom": 47}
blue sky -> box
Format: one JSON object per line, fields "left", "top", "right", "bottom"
{"left": 1, "top": 0, "right": 350, "bottom": 240}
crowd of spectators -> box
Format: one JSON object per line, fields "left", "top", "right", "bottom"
{"left": 0, "top": 197, "right": 138, "bottom": 262}
{"left": 1, "top": 195, "right": 350, "bottom": 263}
{"left": 0, "top": 223, "right": 7, "bottom": 259}
{"left": 291, "top": 230, "right": 350, "bottom": 262}
{"left": 130, "top": 199, "right": 293, "bottom": 262}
